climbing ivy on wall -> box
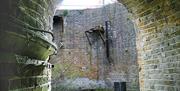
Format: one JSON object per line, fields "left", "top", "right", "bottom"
{"left": 63, "top": 10, "right": 68, "bottom": 17}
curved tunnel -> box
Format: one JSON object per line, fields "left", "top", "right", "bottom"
{"left": 0, "top": 0, "right": 179, "bottom": 91}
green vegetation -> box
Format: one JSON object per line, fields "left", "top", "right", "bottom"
{"left": 63, "top": 10, "right": 68, "bottom": 17}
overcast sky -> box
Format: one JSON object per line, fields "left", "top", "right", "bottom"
{"left": 57, "top": 0, "right": 117, "bottom": 10}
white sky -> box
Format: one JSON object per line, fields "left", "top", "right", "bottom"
{"left": 57, "top": 0, "right": 117, "bottom": 10}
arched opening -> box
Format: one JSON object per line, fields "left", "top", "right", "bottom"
{"left": 52, "top": 0, "right": 180, "bottom": 91}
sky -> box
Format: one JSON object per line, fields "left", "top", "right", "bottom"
{"left": 56, "top": 0, "right": 117, "bottom": 10}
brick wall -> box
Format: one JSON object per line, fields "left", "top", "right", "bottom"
{"left": 118, "top": 0, "right": 180, "bottom": 91}
{"left": 0, "top": 0, "right": 58, "bottom": 90}
{"left": 52, "top": 3, "right": 139, "bottom": 91}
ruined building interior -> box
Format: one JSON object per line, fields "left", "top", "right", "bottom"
{"left": 0, "top": 0, "right": 179, "bottom": 91}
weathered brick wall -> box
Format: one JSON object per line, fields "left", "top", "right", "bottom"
{"left": 0, "top": 0, "right": 58, "bottom": 90}
{"left": 53, "top": 3, "right": 139, "bottom": 91}
{"left": 118, "top": 0, "right": 180, "bottom": 91}
{"left": 0, "top": 0, "right": 57, "bottom": 37}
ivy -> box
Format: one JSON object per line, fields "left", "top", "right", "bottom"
{"left": 63, "top": 10, "right": 68, "bottom": 17}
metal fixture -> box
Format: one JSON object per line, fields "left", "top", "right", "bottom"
{"left": 114, "top": 82, "right": 126, "bottom": 91}
{"left": 85, "top": 25, "right": 105, "bottom": 46}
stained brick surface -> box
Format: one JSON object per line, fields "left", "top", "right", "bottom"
{"left": 52, "top": 3, "right": 139, "bottom": 91}
{"left": 118, "top": 0, "right": 180, "bottom": 91}
{"left": 0, "top": 0, "right": 58, "bottom": 90}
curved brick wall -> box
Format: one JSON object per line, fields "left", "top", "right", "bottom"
{"left": 52, "top": 4, "right": 139, "bottom": 91}
{"left": 118, "top": 0, "right": 180, "bottom": 91}
{"left": 0, "top": 0, "right": 58, "bottom": 91}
